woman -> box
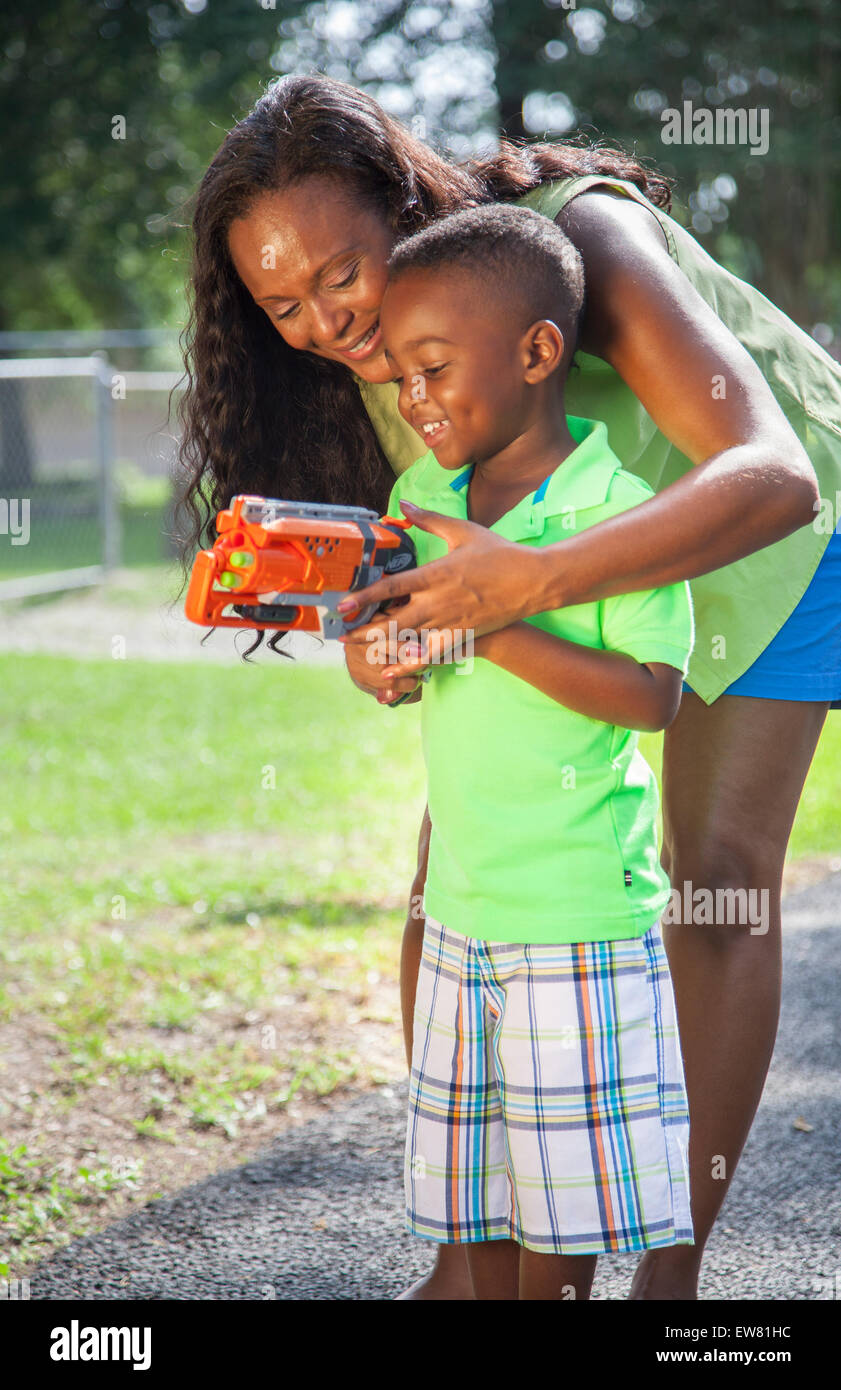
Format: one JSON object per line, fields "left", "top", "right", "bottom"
{"left": 176, "top": 74, "right": 840, "bottom": 1299}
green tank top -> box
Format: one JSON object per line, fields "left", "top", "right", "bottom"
{"left": 355, "top": 174, "right": 841, "bottom": 704}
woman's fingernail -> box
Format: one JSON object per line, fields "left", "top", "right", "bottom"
{"left": 337, "top": 598, "right": 358, "bottom": 613}
{"left": 400, "top": 500, "right": 419, "bottom": 512}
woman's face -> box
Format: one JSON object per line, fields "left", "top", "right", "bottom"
{"left": 227, "top": 174, "right": 396, "bottom": 384}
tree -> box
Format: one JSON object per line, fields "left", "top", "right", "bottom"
{"left": 490, "top": 0, "right": 841, "bottom": 335}
{"left": 2, "top": 0, "right": 838, "bottom": 339}
{"left": 0, "top": 0, "right": 301, "bottom": 331}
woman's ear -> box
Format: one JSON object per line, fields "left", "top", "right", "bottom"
{"left": 521, "top": 319, "right": 565, "bottom": 384}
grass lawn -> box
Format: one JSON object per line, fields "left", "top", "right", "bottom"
{"left": 0, "top": 649, "right": 839, "bottom": 1277}
{"left": 0, "top": 653, "right": 427, "bottom": 1276}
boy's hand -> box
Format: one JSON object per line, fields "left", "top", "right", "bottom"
{"left": 341, "top": 611, "right": 425, "bottom": 704}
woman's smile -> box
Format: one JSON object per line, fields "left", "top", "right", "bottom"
{"left": 335, "top": 319, "right": 384, "bottom": 361}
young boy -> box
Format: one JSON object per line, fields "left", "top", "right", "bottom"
{"left": 346, "top": 204, "right": 695, "bottom": 1300}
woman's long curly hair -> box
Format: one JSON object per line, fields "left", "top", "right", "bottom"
{"left": 173, "top": 73, "right": 671, "bottom": 656}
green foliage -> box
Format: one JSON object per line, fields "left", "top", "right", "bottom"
{"left": 0, "top": 0, "right": 300, "bottom": 330}
{"left": 1, "top": 2, "right": 838, "bottom": 344}
{"left": 490, "top": 0, "right": 841, "bottom": 332}
{"left": 0, "top": 1138, "right": 142, "bottom": 1269}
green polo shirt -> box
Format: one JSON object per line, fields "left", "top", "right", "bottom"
{"left": 386, "top": 415, "right": 695, "bottom": 945}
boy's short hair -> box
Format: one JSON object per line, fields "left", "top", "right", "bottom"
{"left": 386, "top": 203, "right": 585, "bottom": 350}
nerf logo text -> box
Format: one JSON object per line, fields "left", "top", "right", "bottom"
{"left": 384, "top": 552, "right": 413, "bottom": 572}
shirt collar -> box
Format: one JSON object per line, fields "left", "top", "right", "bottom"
{"left": 417, "top": 416, "right": 622, "bottom": 540}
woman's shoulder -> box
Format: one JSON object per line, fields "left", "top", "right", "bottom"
{"left": 513, "top": 174, "right": 659, "bottom": 226}
{"left": 527, "top": 176, "right": 841, "bottom": 431}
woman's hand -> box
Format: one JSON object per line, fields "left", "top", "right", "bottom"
{"left": 337, "top": 500, "right": 551, "bottom": 679}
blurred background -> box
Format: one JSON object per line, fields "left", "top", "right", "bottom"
{"left": 2, "top": 0, "right": 840, "bottom": 1288}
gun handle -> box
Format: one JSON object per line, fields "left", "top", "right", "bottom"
{"left": 184, "top": 550, "right": 218, "bottom": 626}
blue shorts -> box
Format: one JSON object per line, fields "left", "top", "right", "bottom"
{"left": 684, "top": 526, "right": 841, "bottom": 708}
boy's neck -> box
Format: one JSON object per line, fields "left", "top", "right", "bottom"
{"left": 470, "top": 393, "right": 578, "bottom": 493}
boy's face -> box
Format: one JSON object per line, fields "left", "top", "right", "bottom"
{"left": 379, "top": 267, "right": 536, "bottom": 470}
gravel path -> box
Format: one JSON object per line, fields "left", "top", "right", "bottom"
{"left": 27, "top": 872, "right": 841, "bottom": 1301}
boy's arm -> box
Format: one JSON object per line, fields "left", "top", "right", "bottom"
{"left": 341, "top": 468, "right": 426, "bottom": 704}
{"left": 475, "top": 622, "right": 682, "bottom": 732}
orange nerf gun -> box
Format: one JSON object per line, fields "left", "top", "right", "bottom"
{"left": 185, "top": 494, "right": 416, "bottom": 638}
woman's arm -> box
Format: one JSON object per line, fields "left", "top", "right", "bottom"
{"left": 540, "top": 188, "right": 820, "bottom": 609}
{"left": 337, "top": 190, "right": 820, "bottom": 666}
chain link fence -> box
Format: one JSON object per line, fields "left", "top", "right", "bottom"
{"left": 0, "top": 335, "right": 184, "bottom": 601}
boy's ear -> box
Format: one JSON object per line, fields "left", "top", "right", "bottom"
{"left": 521, "top": 319, "right": 565, "bottom": 383}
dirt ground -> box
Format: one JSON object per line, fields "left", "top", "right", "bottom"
{"left": 1, "top": 955, "right": 407, "bottom": 1277}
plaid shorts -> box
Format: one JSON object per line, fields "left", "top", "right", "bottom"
{"left": 405, "top": 915, "right": 694, "bottom": 1255}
